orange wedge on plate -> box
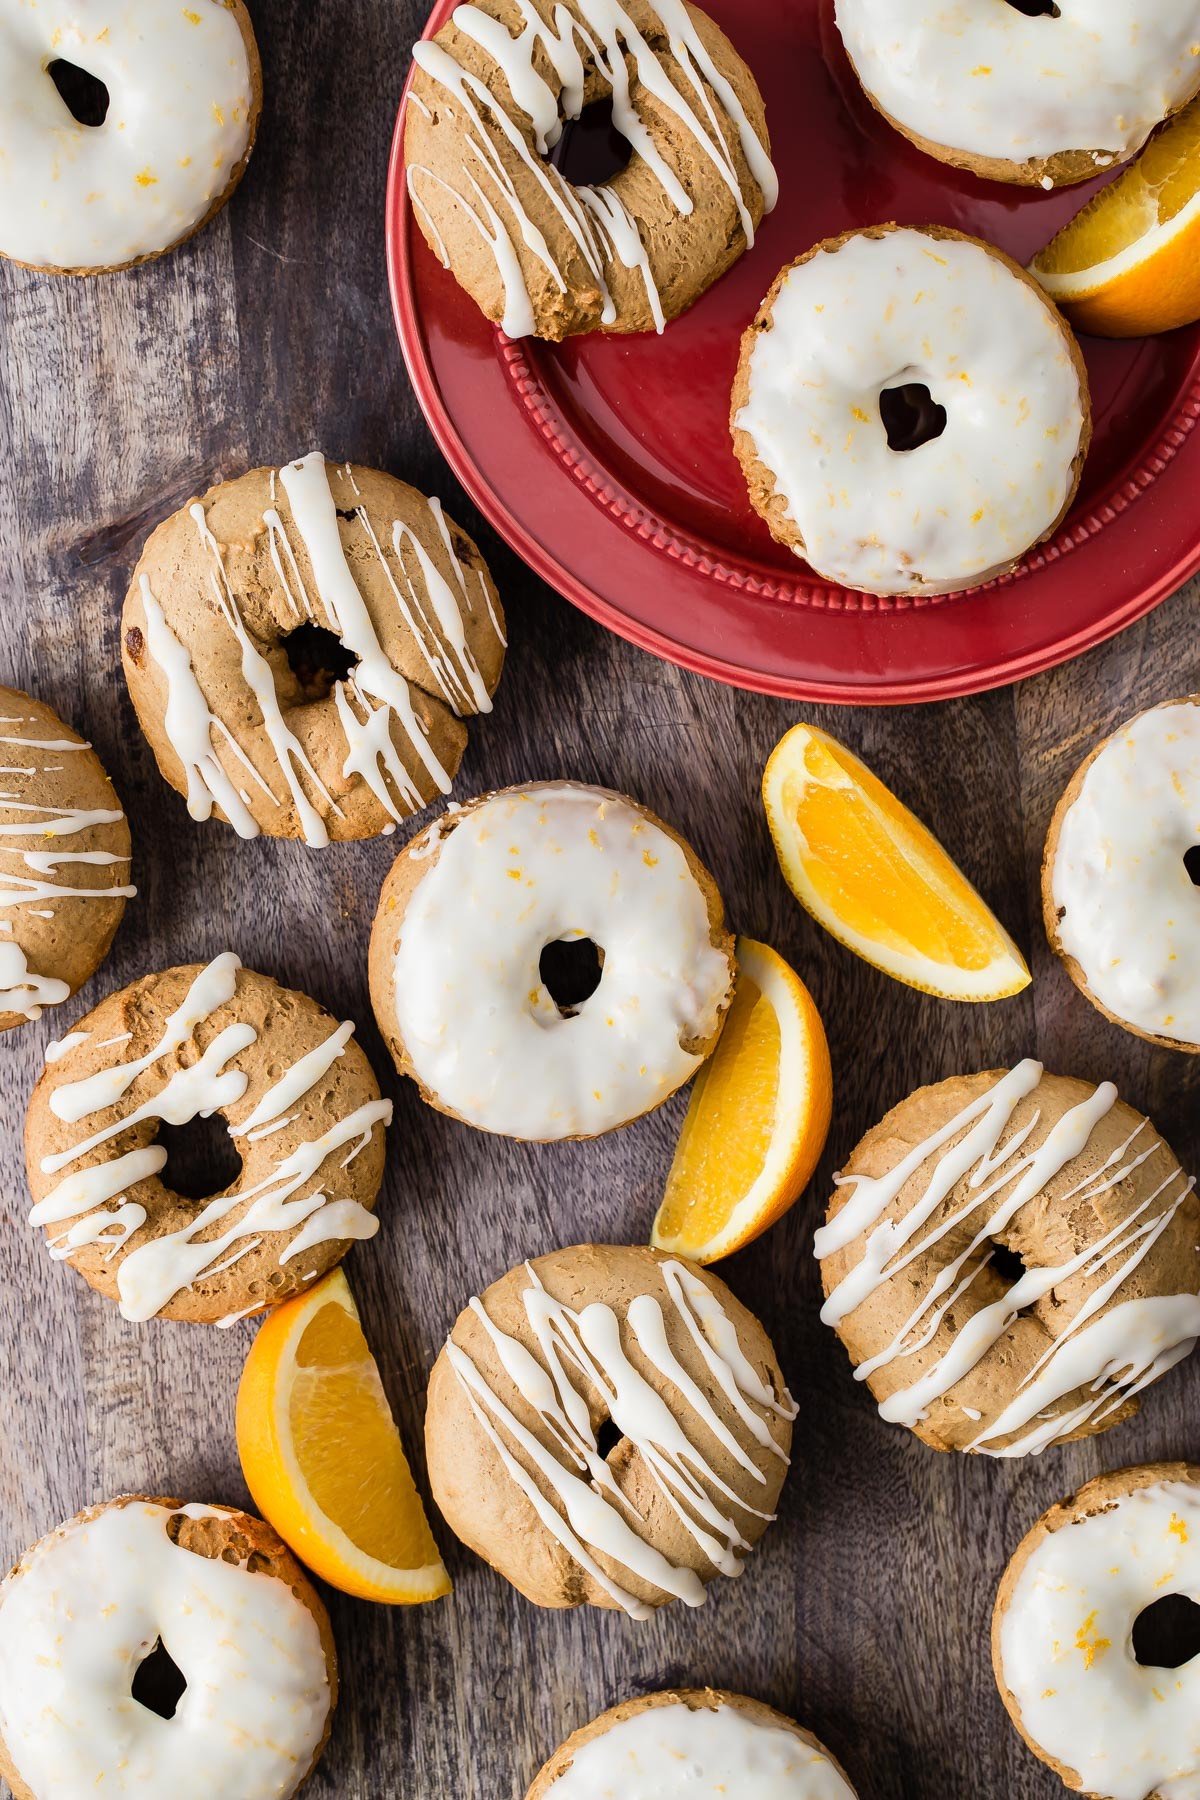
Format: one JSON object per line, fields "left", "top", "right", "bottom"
{"left": 651, "top": 936, "right": 832, "bottom": 1264}
{"left": 762, "top": 722, "right": 1030, "bottom": 1002}
{"left": 236, "top": 1269, "right": 450, "bottom": 1605}
{"left": 1031, "top": 95, "right": 1200, "bottom": 336}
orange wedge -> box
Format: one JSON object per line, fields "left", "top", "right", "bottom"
{"left": 236, "top": 1269, "right": 450, "bottom": 1605}
{"left": 762, "top": 722, "right": 1030, "bottom": 1002}
{"left": 1031, "top": 95, "right": 1200, "bottom": 336}
{"left": 650, "top": 937, "right": 831, "bottom": 1264}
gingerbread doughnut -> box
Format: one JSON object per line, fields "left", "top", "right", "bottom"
{"left": 816, "top": 1061, "right": 1200, "bottom": 1456}
{"left": 24, "top": 953, "right": 390, "bottom": 1324}
{"left": 834, "top": 1, "right": 1200, "bottom": 189}
{"left": 405, "top": 0, "right": 775, "bottom": 339}
{"left": 0, "top": 0, "right": 261, "bottom": 275}
{"left": 528, "top": 1690, "right": 858, "bottom": 1798}
{"left": 0, "top": 1496, "right": 335, "bottom": 1800}
{"left": 732, "top": 224, "right": 1090, "bottom": 597}
{"left": 123, "top": 453, "right": 505, "bottom": 845}
{"left": 369, "top": 782, "right": 734, "bottom": 1140}
{"left": 425, "top": 1244, "right": 795, "bottom": 1615}
{"left": 0, "top": 687, "right": 133, "bottom": 1032}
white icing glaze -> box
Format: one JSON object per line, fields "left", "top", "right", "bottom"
{"left": 140, "top": 454, "right": 499, "bottom": 843}
{"left": 1051, "top": 700, "right": 1200, "bottom": 1047}
{"left": 0, "top": 1500, "right": 329, "bottom": 1799}
{"left": 546, "top": 1702, "right": 855, "bottom": 1798}
{"left": 835, "top": 1, "right": 1200, "bottom": 170}
{"left": 0, "top": 709, "right": 134, "bottom": 1015}
{"left": 815, "top": 1061, "right": 1200, "bottom": 1456}
{"left": 409, "top": 0, "right": 775, "bottom": 337}
{"left": 448, "top": 1258, "right": 795, "bottom": 1617}
{"left": 736, "top": 229, "right": 1086, "bottom": 596}
{"left": 388, "top": 784, "right": 732, "bottom": 1139}
{"left": 30, "top": 953, "right": 390, "bottom": 1320}
{"left": 0, "top": 0, "right": 255, "bottom": 270}
{"left": 999, "top": 1481, "right": 1200, "bottom": 1800}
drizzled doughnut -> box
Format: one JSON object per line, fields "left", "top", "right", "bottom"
{"left": 405, "top": 0, "right": 775, "bottom": 339}
{"left": 425, "top": 1244, "right": 795, "bottom": 1614}
{"left": 24, "top": 953, "right": 390, "bottom": 1324}
{"left": 732, "top": 224, "right": 1090, "bottom": 598}
{"left": 1044, "top": 697, "right": 1200, "bottom": 1052}
{"left": 122, "top": 453, "right": 505, "bottom": 846}
{"left": 527, "top": 1690, "right": 858, "bottom": 1799}
{"left": 816, "top": 1062, "right": 1200, "bottom": 1456}
{"left": 994, "top": 1463, "right": 1200, "bottom": 1800}
{"left": 0, "top": 688, "right": 133, "bottom": 1032}
{"left": 368, "top": 781, "right": 734, "bottom": 1140}
{"left": 0, "top": 0, "right": 261, "bottom": 275}
{"left": 0, "top": 1496, "right": 336, "bottom": 1800}
{"left": 834, "top": 1, "right": 1200, "bottom": 189}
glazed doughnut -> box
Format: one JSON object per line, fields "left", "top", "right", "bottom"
{"left": 0, "top": 1496, "right": 335, "bottom": 1800}
{"left": 834, "top": 1, "right": 1200, "bottom": 188}
{"left": 425, "top": 1245, "right": 796, "bottom": 1614}
{"left": 24, "top": 952, "right": 390, "bottom": 1324}
{"left": 993, "top": 1463, "right": 1200, "bottom": 1799}
{"left": 368, "top": 782, "right": 734, "bottom": 1139}
{"left": 0, "top": 0, "right": 261, "bottom": 275}
{"left": 731, "top": 224, "right": 1090, "bottom": 598}
{"left": 405, "top": 0, "right": 775, "bottom": 340}
{"left": 122, "top": 452, "right": 505, "bottom": 845}
{"left": 0, "top": 687, "right": 133, "bottom": 1032}
{"left": 527, "top": 1690, "right": 858, "bottom": 1799}
{"left": 1044, "top": 697, "right": 1200, "bottom": 1053}
{"left": 816, "top": 1061, "right": 1200, "bottom": 1456}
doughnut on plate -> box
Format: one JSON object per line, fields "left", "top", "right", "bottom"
{"left": 386, "top": 0, "right": 1200, "bottom": 704}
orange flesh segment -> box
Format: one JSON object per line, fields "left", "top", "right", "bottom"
{"left": 656, "top": 972, "right": 779, "bottom": 1243}
{"left": 782, "top": 738, "right": 1007, "bottom": 972}
{"left": 289, "top": 1300, "right": 443, "bottom": 1572}
{"left": 1043, "top": 98, "right": 1200, "bottom": 275}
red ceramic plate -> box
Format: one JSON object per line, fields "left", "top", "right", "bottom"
{"left": 386, "top": 0, "right": 1200, "bottom": 704}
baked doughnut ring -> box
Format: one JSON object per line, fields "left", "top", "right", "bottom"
{"left": 0, "top": 687, "right": 133, "bottom": 1033}
{"left": 993, "top": 1463, "right": 1200, "bottom": 1799}
{"left": 369, "top": 782, "right": 734, "bottom": 1140}
{"left": 1043, "top": 697, "right": 1200, "bottom": 1053}
{"left": 0, "top": 0, "right": 261, "bottom": 274}
{"left": 405, "top": 0, "right": 775, "bottom": 339}
{"left": 834, "top": 0, "right": 1200, "bottom": 189}
{"left": 0, "top": 1495, "right": 336, "bottom": 1800}
{"left": 527, "top": 1690, "right": 858, "bottom": 1798}
{"left": 732, "top": 224, "right": 1090, "bottom": 597}
{"left": 816, "top": 1061, "right": 1200, "bottom": 1456}
{"left": 122, "top": 453, "right": 505, "bottom": 845}
{"left": 425, "top": 1244, "right": 795, "bottom": 1615}
{"left": 24, "top": 953, "right": 390, "bottom": 1324}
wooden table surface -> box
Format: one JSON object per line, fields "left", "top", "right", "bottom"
{"left": 2, "top": 2, "right": 1199, "bottom": 1796}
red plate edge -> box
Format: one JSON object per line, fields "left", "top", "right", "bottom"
{"left": 385, "top": 13, "right": 1200, "bottom": 707}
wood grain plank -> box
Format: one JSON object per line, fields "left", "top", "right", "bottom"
{"left": 0, "top": 0, "right": 1198, "bottom": 1793}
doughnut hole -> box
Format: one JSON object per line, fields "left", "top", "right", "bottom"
{"left": 1132, "top": 1593, "right": 1200, "bottom": 1669}
{"left": 157, "top": 1115, "right": 243, "bottom": 1202}
{"left": 879, "top": 382, "right": 948, "bottom": 454}
{"left": 131, "top": 1638, "right": 188, "bottom": 1720}
{"left": 1184, "top": 845, "right": 1200, "bottom": 887}
{"left": 282, "top": 623, "right": 358, "bottom": 704}
{"left": 47, "top": 59, "right": 111, "bottom": 128}
{"left": 595, "top": 1417, "right": 624, "bottom": 1461}
{"left": 539, "top": 935, "right": 605, "bottom": 1016}
{"left": 548, "top": 94, "right": 633, "bottom": 186}
{"left": 1004, "top": 1, "right": 1062, "bottom": 17}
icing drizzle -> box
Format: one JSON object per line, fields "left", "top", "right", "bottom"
{"left": 815, "top": 1061, "right": 1200, "bottom": 1457}
{"left": 139, "top": 454, "right": 501, "bottom": 844}
{"left": 0, "top": 708, "right": 134, "bottom": 1020}
{"left": 445, "top": 1256, "right": 795, "bottom": 1617}
{"left": 29, "top": 953, "right": 390, "bottom": 1321}
{"left": 408, "top": 0, "right": 776, "bottom": 337}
